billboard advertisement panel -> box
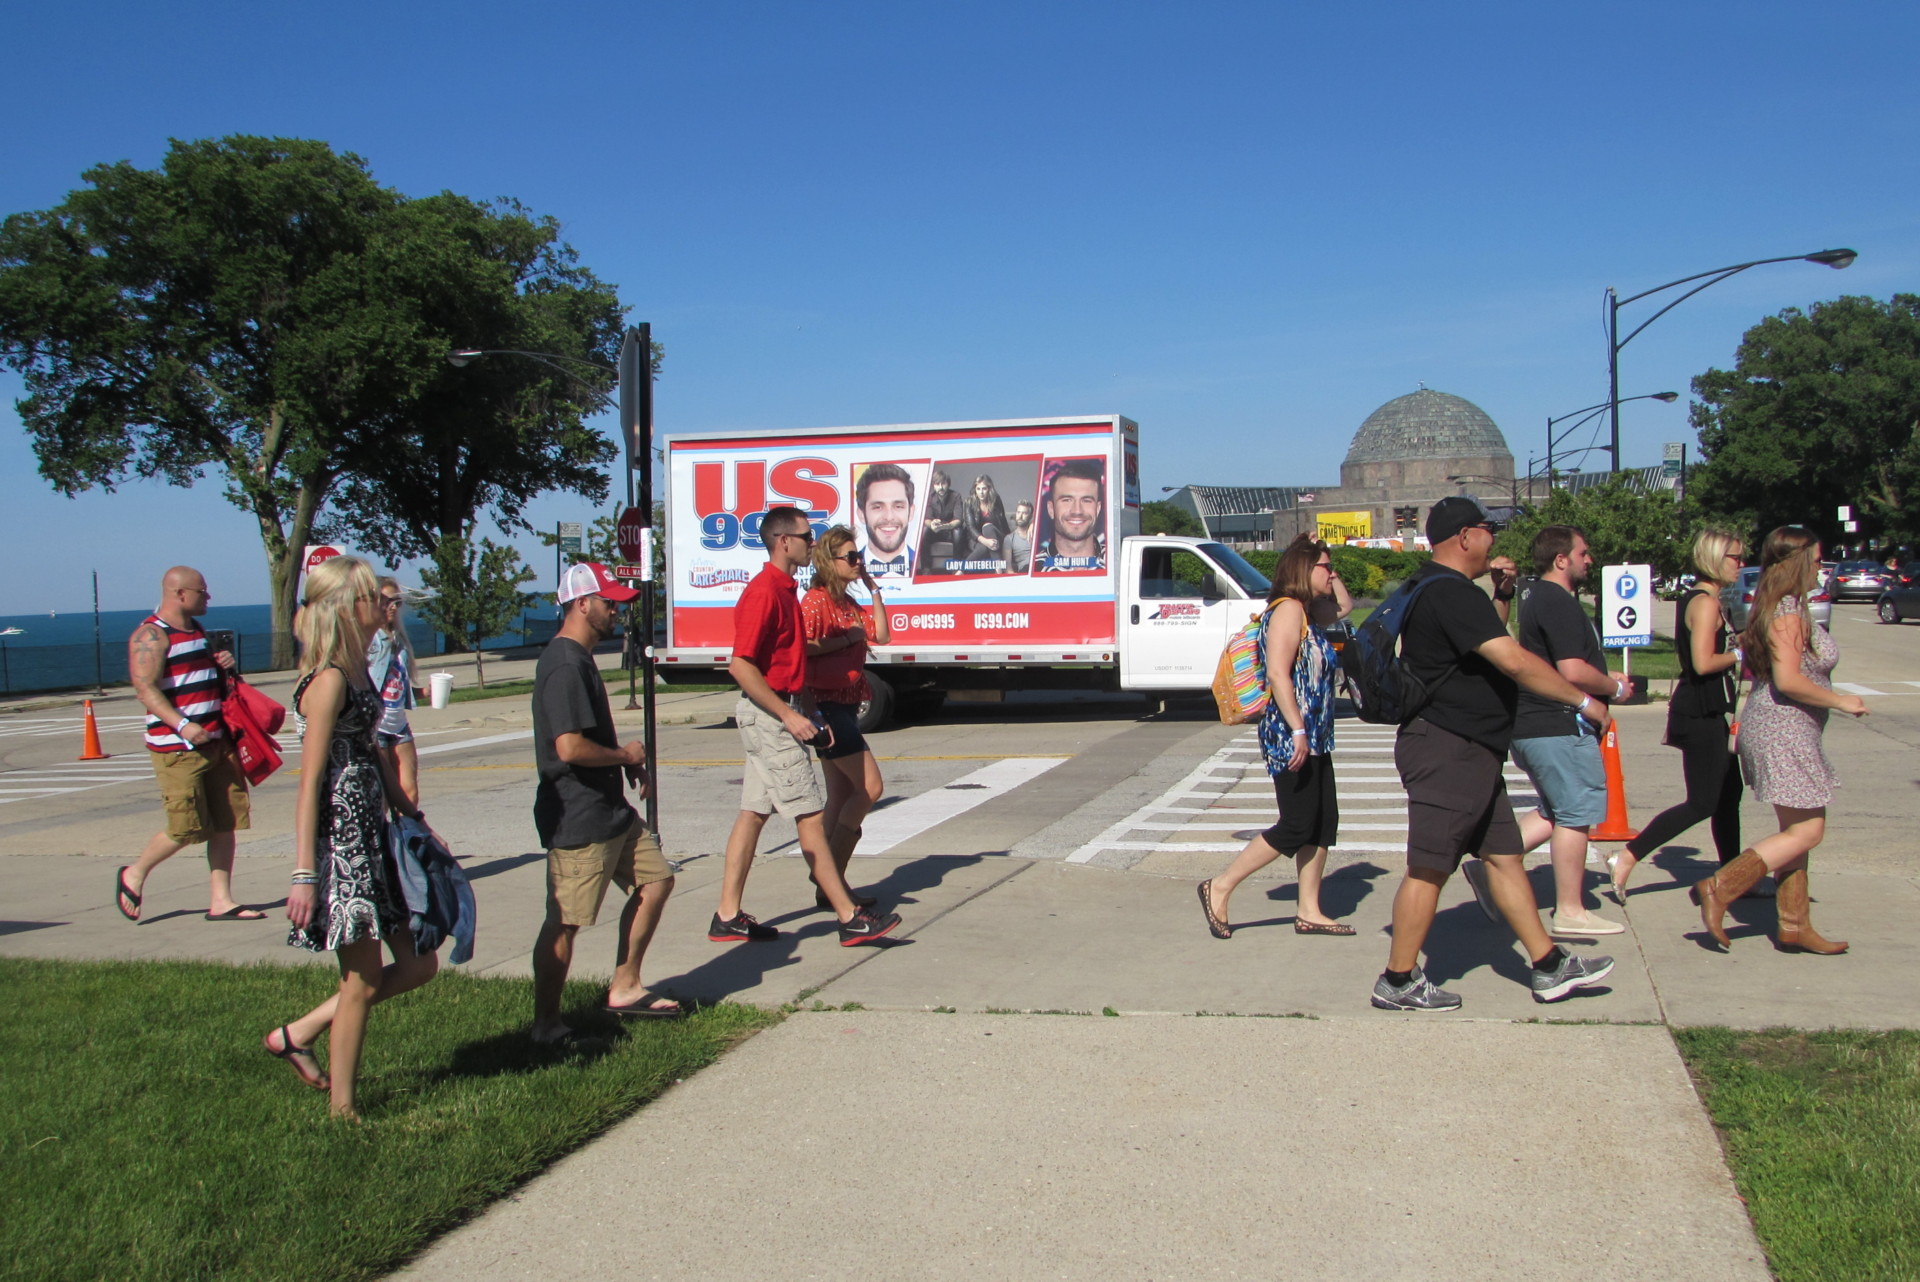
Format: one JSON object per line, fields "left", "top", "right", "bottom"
{"left": 668, "top": 419, "right": 1131, "bottom": 649}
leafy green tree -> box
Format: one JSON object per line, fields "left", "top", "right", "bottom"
{"left": 1690, "top": 294, "right": 1920, "bottom": 546}
{"left": 1498, "top": 476, "right": 1691, "bottom": 589}
{"left": 0, "top": 136, "right": 627, "bottom": 662}
{"left": 1140, "top": 499, "right": 1205, "bottom": 537}
{"left": 415, "top": 532, "right": 538, "bottom": 687}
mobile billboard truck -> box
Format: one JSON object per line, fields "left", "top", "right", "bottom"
{"left": 659, "top": 416, "right": 1275, "bottom": 728}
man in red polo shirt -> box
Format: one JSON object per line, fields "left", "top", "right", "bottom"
{"left": 712, "top": 505, "right": 902, "bottom": 946}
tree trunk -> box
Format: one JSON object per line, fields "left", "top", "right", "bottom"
{"left": 473, "top": 630, "right": 487, "bottom": 689}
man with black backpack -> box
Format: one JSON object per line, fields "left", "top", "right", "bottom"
{"left": 1370, "top": 497, "right": 1617, "bottom": 1011}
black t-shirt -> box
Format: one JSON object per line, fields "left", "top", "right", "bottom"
{"left": 1514, "top": 577, "right": 1605, "bottom": 739}
{"left": 1402, "top": 561, "right": 1518, "bottom": 751}
{"left": 532, "top": 637, "right": 634, "bottom": 848}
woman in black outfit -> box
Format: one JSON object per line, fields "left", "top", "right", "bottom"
{"left": 1609, "top": 528, "right": 1752, "bottom": 901}
{"left": 958, "top": 474, "right": 1010, "bottom": 568}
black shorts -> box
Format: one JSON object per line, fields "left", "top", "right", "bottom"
{"left": 814, "top": 700, "right": 869, "bottom": 761}
{"left": 1262, "top": 754, "right": 1337, "bottom": 852}
{"left": 1395, "top": 718, "right": 1523, "bottom": 872}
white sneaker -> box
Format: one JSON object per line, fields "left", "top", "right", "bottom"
{"left": 1550, "top": 909, "right": 1626, "bottom": 936}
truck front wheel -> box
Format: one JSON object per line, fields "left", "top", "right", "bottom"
{"left": 857, "top": 670, "right": 894, "bottom": 735}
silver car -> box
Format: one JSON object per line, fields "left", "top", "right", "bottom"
{"left": 1721, "top": 566, "right": 1833, "bottom": 633}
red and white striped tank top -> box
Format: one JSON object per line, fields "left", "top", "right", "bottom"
{"left": 141, "top": 615, "right": 226, "bottom": 752}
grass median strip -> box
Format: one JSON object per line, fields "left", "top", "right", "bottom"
{"left": 1675, "top": 1026, "right": 1920, "bottom": 1282}
{"left": 0, "top": 957, "right": 777, "bottom": 1281}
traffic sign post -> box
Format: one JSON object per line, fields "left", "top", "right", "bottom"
{"left": 1600, "top": 563, "right": 1652, "bottom": 701}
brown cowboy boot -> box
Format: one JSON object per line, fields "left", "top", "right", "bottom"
{"left": 1689, "top": 849, "right": 1768, "bottom": 949}
{"left": 1773, "top": 868, "right": 1849, "bottom": 954}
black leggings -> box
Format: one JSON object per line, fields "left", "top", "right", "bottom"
{"left": 1626, "top": 717, "right": 1743, "bottom": 863}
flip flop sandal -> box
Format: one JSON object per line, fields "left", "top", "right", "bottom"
{"left": 265, "top": 1025, "right": 330, "bottom": 1091}
{"left": 205, "top": 905, "right": 268, "bottom": 921}
{"left": 1294, "top": 919, "right": 1357, "bottom": 936}
{"left": 602, "top": 991, "right": 686, "bottom": 1019}
{"left": 114, "top": 868, "right": 142, "bottom": 922}
{"left": 1197, "top": 879, "right": 1232, "bottom": 940}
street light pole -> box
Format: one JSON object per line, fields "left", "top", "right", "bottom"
{"left": 1605, "top": 248, "right": 1855, "bottom": 471}
{"left": 618, "top": 325, "right": 660, "bottom": 834}
{"left": 1546, "top": 392, "right": 1679, "bottom": 488}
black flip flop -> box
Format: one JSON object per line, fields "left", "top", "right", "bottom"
{"left": 115, "top": 868, "right": 141, "bottom": 922}
{"left": 205, "top": 905, "right": 268, "bottom": 921}
{"left": 602, "top": 991, "right": 685, "bottom": 1019}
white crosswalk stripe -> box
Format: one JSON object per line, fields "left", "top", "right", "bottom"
{"left": 1067, "top": 726, "right": 1541, "bottom": 863}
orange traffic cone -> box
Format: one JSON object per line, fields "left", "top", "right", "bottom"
{"left": 78, "top": 699, "right": 111, "bottom": 761}
{"left": 1588, "top": 721, "right": 1637, "bottom": 842}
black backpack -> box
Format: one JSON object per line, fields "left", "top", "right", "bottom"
{"left": 1337, "top": 573, "right": 1463, "bottom": 725}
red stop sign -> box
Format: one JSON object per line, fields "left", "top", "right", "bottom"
{"left": 615, "top": 507, "right": 648, "bottom": 563}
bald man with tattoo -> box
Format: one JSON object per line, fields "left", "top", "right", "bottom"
{"left": 115, "top": 567, "right": 261, "bottom": 923}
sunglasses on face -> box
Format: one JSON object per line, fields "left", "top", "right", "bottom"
{"left": 780, "top": 530, "right": 815, "bottom": 545}
{"left": 836, "top": 551, "right": 863, "bottom": 565}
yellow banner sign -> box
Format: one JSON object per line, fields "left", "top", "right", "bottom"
{"left": 1316, "top": 510, "right": 1373, "bottom": 542}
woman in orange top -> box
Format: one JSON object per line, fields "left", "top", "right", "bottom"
{"left": 801, "top": 525, "right": 892, "bottom": 909}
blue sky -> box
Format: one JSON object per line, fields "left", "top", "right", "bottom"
{"left": 3, "top": 0, "right": 1914, "bottom": 611}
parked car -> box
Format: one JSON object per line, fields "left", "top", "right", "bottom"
{"left": 1831, "top": 560, "right": 1894, "bottom": 602}
{"left": 1875, "top": 562, "right": 1920, "bottom": 623}
{"left": 1721, "top": 566, "right": 1833, "bottom": 633}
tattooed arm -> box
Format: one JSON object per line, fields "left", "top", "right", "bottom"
{"left": 129, "top": 624, "right": 208, "bottom": 746}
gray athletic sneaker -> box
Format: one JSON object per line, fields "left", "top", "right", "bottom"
{"left": 1461, "top": 859, "right": 1499, "bottom": 923}
{"left": 1531, "top": 951, "right": 1615, "bottom": 1003}
{"left": 1370, "top": 967, "right": 1463, "bottom": 1012}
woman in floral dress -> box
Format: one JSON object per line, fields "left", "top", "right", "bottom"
{"left": 262, "top": 556, "right": 434, "bottom": 1119}
{"left": 1694, "top": 527, "right": 1868, "bottom": 952}
{"left": 1199, "top": 533, "right": 1355, "bottom": 938}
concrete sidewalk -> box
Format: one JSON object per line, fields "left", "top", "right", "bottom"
{"left": 14, "top": 690, "right": 1912, "bottom": 1278}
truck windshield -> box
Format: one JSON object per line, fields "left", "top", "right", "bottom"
{"left": 1201, "top": 543, "right": 1273, "bottom": 598}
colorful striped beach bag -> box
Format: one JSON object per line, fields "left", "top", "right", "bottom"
{"left": 1211, "top": 606, "right": 1276, "bottom": 724}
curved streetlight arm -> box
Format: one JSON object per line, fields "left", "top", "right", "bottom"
{"left": 1612, "top": 249, "right": 1854, "bottom": 313}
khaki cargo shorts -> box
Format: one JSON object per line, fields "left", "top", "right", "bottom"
{"left": 545, "top": 813, "right": 673, "bottom": 928}
{"left": 735, "top": 697, "right": 826, "bottom": 818}
{"left": 150, "top": 741, "right": 251, "bottom": 844}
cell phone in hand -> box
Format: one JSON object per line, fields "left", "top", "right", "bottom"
{"left": 806, "top": 712, "right": 833, "bottom": 748}
{"left": 205, "top": 628, "right": 235, "bottom": 656}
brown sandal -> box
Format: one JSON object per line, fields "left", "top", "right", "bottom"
{"left": 1197, "top": 880, "right": 1231, "bottom": 940}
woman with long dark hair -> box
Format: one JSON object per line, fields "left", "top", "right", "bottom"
{"left": 1693, "top": 526, "right": 1867, "bottom": 952}
{"left": 1610, "top": 529, "right": 1748, "bottom": 900}
{"left": 800, "top": 525, "right": 892, "bottom": 908}
{"left": 1199, "top": 534, "right": 1354, "bottom": 937}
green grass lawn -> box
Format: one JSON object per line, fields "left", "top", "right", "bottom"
{"left": 0, "top": 958, "right": 776, "bottom": 1281}
{"left": 1674, "top": 1027, "right": 1920, "bottom": 1281}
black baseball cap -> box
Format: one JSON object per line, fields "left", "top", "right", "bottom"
{"left": 1426, "top": 495, "right": 1503, "bottom": 544}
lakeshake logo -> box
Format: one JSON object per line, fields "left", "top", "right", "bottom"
{"left": 688, "top": 563, "right": 754, "bottom": 589}
{"left": 1149, "top": 603, "right": 1203, "bottom": 621}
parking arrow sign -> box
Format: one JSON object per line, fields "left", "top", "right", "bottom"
{"left": 1601, "top": 564, "right": 1652, "bottom": 647}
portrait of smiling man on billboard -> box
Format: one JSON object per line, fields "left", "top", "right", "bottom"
{"left": 853, "top": 461, "right": 923, "bottom": 581}
{"left": 1034, "top": 457, "right": 1107, "bottom": 573}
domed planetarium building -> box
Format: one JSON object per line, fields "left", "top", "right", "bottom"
{"left": 1272, "top": 387, "right": 1516, "bottom": 547}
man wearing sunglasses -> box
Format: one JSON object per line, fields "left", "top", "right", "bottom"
{"left": 1371, "top": 496, "right": 1615, "bottom": 1012}
{"left": 714, "top": 506, "right": 902, "bottom": 946}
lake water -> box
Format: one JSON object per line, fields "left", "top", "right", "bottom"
{"left": 0, "top": 604, "right": 556, "bottom": 696}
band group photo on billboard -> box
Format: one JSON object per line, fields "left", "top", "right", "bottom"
{"left": 854, "top": 454, "right": 1109, "bottom": 582}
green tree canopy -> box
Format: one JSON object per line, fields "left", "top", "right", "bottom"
{"left": 1498, "top": 476, "right": 1691, "bottom": 587}
{"left": 0, "top": 136, "right": 628, "bottom": 655}
{"left": 1690, "top": 294, "right": 1920, "bottom": 547}
{"left": 1139, "top": 499, "right": 1205, "bottom": 537}
{"left": 415, "top": 532, "right": 538, "bottom": 687}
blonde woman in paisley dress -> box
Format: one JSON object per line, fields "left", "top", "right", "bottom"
{"left": 1199, "top": 534, "right": 1355, "bottom": 938}
{"left": 1693, "top": 526, "right": 1868, "bottom": 953}
{"left": 263, "top": 556, "right": 434, "bottom": 1119}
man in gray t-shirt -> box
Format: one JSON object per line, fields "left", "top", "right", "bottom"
{"left": 529, "top": 563, "right": 681, "bottom": 1044}
{"left": 1504, "top": 526, "right": 1630, "bottom": 937}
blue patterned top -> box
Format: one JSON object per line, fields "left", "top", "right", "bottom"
{"left": 1257, "top": 612, "right": 1337, "bottom": 774}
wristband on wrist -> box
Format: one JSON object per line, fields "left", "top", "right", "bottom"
{"left": 1290, "top": 728, "right": 1307, "bottom": 737}
{"left": 1576, "top": 695, "right": 1592, "bottom": 715}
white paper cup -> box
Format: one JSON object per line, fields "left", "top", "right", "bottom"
{"left": 428, "top": 671, "right": 454, "bottom": 710}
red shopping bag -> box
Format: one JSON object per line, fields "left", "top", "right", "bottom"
{"left": 224, "top": 677, "right": 287, "bottom": 784}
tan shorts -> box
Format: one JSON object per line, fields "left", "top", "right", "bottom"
{"left": 735, "top": 697, "right": 825, "bottom": 818}
{"left": 545, "top": 813, "right": 672, "bottom": 928}
{"left": 150, "top": 741, "right": 251, "bottom": 844}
